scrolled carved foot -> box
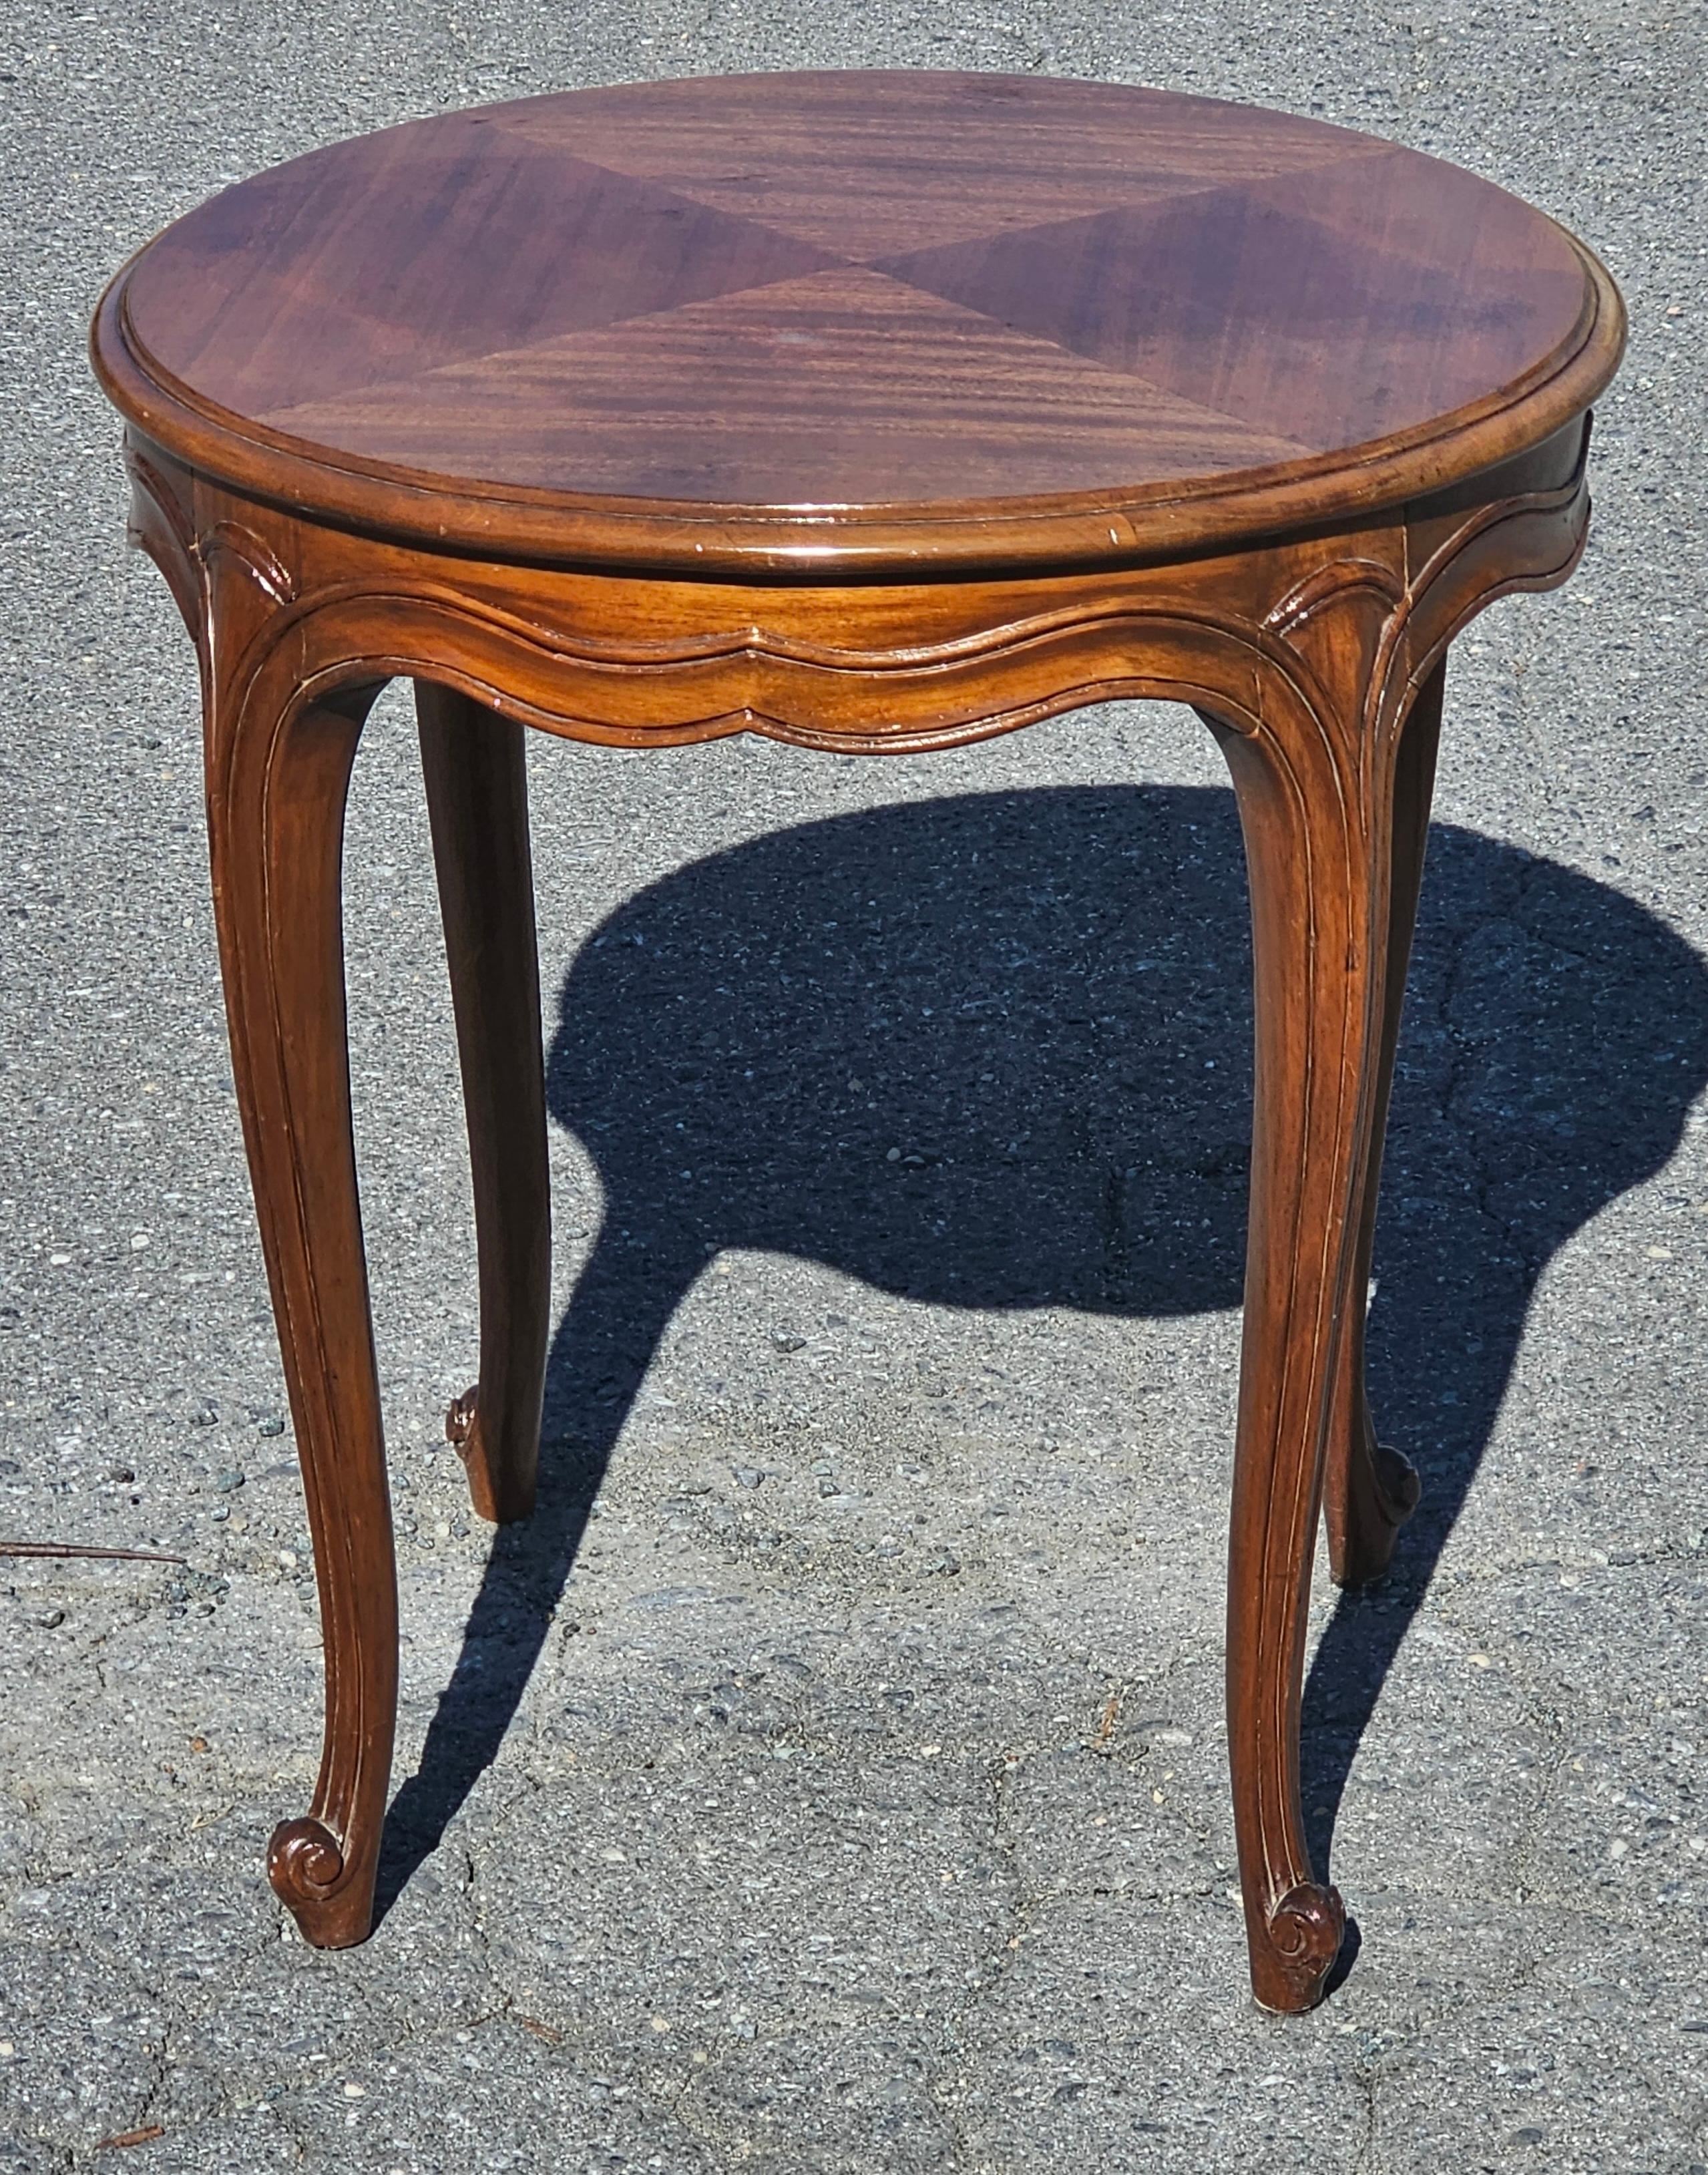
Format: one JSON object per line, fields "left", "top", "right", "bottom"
{"left": 443, "top": 1381, "right": 535, "bottom": 1523}
{"left": 1370, "top": 1440, "right": 1422, "bottom": 1529}
{"left": 445, "top": 1377, "right": 501, "bottom": 1515}
{"left": 267, "top": 1818, "right": 376, "bottom": 1948}
{"left": 1253, "top": 1882, "right": 1347, "bottom": 2012}
{"left": 445, "top": 1384, "right": 479, "bottom": 1454}
{"left": 445, "top": 1382, "right": 497, "bottom": 1521}
{"left": 1332, "top": 1437, "right": 1423, "bottom": 1589}
{"left": 268, "top": 1814, "right": 344, "bottom": 1903}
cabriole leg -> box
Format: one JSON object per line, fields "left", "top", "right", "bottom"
{"left": 416, "top": 682, "right": 552, "bottom": 1525}
{"left": 1320, "top": 660, "right": 1444, "bottom": 1587}
{"left": 1205, "top": 651, "right": 1412, "bottom": 2011}
{"left": 206, "top": 679, "right": 396, "bottom": 1949}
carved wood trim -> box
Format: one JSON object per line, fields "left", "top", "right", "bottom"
{"left": 117, "top": 415, "right": 1597, "bottom": 2010}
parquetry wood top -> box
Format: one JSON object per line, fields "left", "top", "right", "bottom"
{"left": 92, "top": 71, "right": 1623, "bottom": 572}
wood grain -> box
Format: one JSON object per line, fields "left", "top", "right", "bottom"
{"left": 91, "top": 74, "right": 1625, "bottom": 2010}
{"left": 417, "top": 683, "right": 552, "bottom": 1528}
{"left": 93, "top": 71, "right": 1621, "bottom": 572}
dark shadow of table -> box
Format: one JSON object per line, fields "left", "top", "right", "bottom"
{"left": 376, "top": 782, "right": 1708, "bottom": 1953}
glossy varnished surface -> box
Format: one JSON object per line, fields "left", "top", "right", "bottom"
{"left": 91, "top": 71, "right": 1623, "bottom": 2008}
{"left": 94, "top": 71, "right": 1619, "bottom": 568}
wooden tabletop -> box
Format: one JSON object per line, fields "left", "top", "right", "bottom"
{"left": 93, "top": 71, "right": 1623, "bottom": 572}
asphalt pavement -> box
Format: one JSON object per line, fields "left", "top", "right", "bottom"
{"left": 1, "top": 0, "right": 1705, "bottom": 2168}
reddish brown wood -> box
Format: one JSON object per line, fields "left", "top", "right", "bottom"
{"left": 1320, "top": 660, "right": 1444, "bottom": 1587}
{"left": 93, "top": 71, "right": 1619, "bottom": 572}
{"left": 91, "top": 71, "right": 1624, "bottom": 2009}
{"left": 417, "top": 683, "right": 552, "bottom": 1527}
{"left": 208, "top": 668, "right": 397, "bottom": 1950}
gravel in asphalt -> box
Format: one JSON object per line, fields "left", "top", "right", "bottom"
{"left": 1, "top": 1, "right": 1705, "bottom": 2168}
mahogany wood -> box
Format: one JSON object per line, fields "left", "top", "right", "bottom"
{"left": 417, "top": 683, "right": 552, "bottom": 1527}
{"left": 93, "top": 70, "right": 1619, "bottom": 572}
{"left": 89, "top": 71, "right": 1624, "bottom": 2011}
{"left": 1321, "top": 660, "right": 1443, "bottom": 1586}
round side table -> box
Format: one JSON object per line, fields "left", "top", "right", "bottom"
{"left": 89, "top": 69, "right": 1623, "bottom": 2012}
